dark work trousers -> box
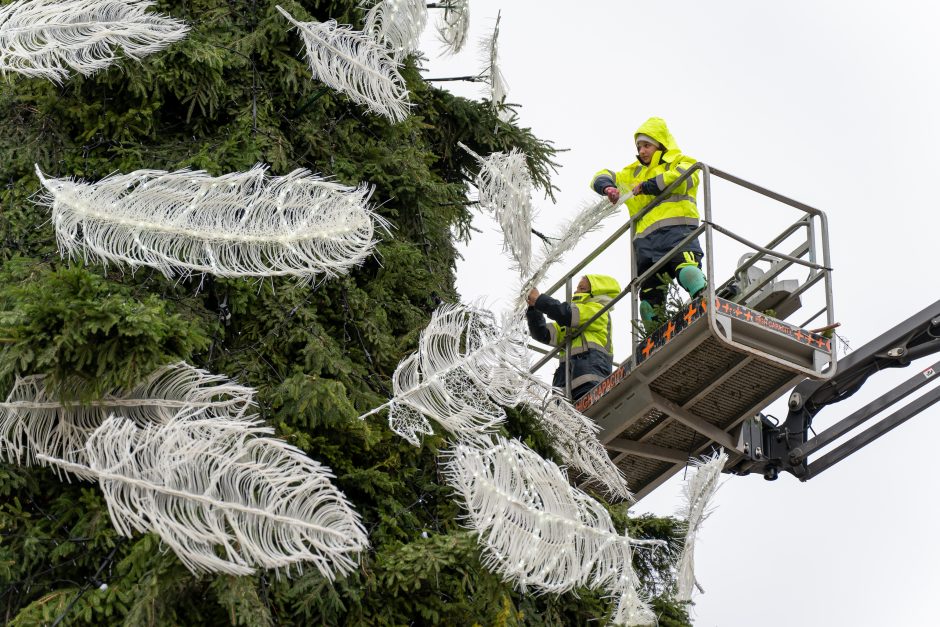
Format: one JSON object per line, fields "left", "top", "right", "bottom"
{"left": 634, "top": 224, "right": 704, "bottom": 308}
{"left": 552, "top": 349, "right": 613, "bottom": 401}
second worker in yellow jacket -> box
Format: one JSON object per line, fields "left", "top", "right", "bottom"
{"left": 590, "top": 117, "right": 707, "bottom": 329}
{"left": 526, "top": 274, "right": 620, "bottom": 401}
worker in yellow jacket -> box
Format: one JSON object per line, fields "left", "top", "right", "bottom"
{"left": 591, "top": 117, "right": 706, "bottom": 328}
{"left": 526, "top": 274, "right": 620, "bottom": 400}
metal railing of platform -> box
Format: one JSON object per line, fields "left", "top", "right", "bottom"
{"left": 528, "top": 162, "right": 836, "bottom": 398}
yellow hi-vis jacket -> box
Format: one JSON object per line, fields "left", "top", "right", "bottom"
{"left": 591, "top": 117, "right": 700, "bottom": 237}
{"left": 528, "top": 274, "right": 621, "bottom": 358}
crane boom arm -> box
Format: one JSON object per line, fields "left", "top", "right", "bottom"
{"left": 729, "top": 299, "right": 940, "bottom": 480}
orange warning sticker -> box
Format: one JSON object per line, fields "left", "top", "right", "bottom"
{"left": 575, "top": 363, "right": 629, "bottom": 411}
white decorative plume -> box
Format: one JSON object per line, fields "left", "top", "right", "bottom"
{"left": 526, "top": 389, "right": 631, "bottom": 501}
{"left": 459, "top": 142, "right": 534, "bottom": 277}
{"left": 434, "top": 0, "right": 469, "bottom": 55}
{"left": 610, "top": 578, "right": 658, "bottom": 627}
{"left": 675, "top": 450, "right": 728, "bottom": 602}
{"left": 0, "top": 362, "right": 254, "bottom": 476}
{"left": 362, "top": 0, "right": 427, "bottom": 61}
{"left": 357, "top": 301, "right": 629, "bottom": 498}
{"left": 442, "top": 436, "right": 658, "bottom": 624}
{"left": 36, "top": 163, "right": 387, "bottom": 280}
{"left": 522, "top": 194, "right": 628, "bottom": 302}
{"left": 277, "top": 6, "right": 410, "bottom": 123}
{"left": 0, "top": 0, "right": 189, "bottom": 83}
{"left": 450, "top": 145, "right": 629, "bottom": 497}
{"left": 479, "top": 12, "right": 510, "bottom": 121}
{"left": 358, "top": 303, "right": 530, "bottom": 445}
{"left": 37, "top": 415, "right": 368, "bottom": 577}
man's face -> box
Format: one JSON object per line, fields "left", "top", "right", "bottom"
{"left": 576, "top": 276, "right": 591, "bottom": 293}
{"left": 636, "top": 140, "right": 659, "bottom": 164}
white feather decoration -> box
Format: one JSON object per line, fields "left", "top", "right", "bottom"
{"left": 522, "top": 194, "right": 628, "bottom": 303}
{"left": 0, "top": 362, "right": 255, "bottom": 477}
{"left": 526, "top": 389, "right": 631, "bottom": 501}
{"left": 362, "top": 0, "right": 427, "bottom": 61}
{"left": 479, "top": 12, "right": 510, "bottom": 122}
{"left": 276, "top": 6, "right": 410, "bottom": 123}
{"left": 359, "top": 304, "right": 530, "bottom": 445}
{"left": 0, "top": 0, "right": 189, "bottom": 83}
{"left": 675, "top": 450, "right": 728, "bottom": 602}
{"left": 37, "top": 415, "right": 368, "bottom": 577}
{"left": 36, "top": 163, "right": 387, "bottom": 280}
{"left": 434, "top": 0, "right": 469, "bottom": 55}
{"left": 442, "top": 436, "right": 657, "bottom": 623}
{"left": 609, "top": 575, "right": 658, "bottom": 626}
{"left": 357, "top": 301, "right": 629, "bottom": 499}
{"left": 450, "top": 145, "right": 628, "bottom": 498}
{"left": 459, "top": 142, "right": 534, "bottom": 277}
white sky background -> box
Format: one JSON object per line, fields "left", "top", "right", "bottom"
{"left": 418, "top": 1, "right": 940, "bottom": 625}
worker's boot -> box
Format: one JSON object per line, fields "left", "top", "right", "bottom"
{"left": 639, "top": 300, "right": 658, "bottom": 334}
{"left": 678, "top": 265, "right": 707, "bottom": 299}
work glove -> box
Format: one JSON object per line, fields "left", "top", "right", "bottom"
{"left": 603, "top": 186, "right": 620, "bottom": 203}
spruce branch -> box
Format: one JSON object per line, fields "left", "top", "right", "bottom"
{"left": 0, "top": 0, "right": 189, "bottom": 83}
{"left": 36, "top": 164, "right": 388, "bottom": 280}
{"left": 276, "top": 6, "right": 411, "bottom": 123}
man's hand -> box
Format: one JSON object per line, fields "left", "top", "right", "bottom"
{"left": 526, "top": 288, "right": 540, "bottom": 307}
{"left": 632, "top": 183, "right": 644, "bottom": 195}
{"left": 603, "top": 186, "right": 620, "bottom": 203}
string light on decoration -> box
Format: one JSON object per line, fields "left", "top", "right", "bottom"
{"left": 433, "top": 0, "right": 469, "bottom": 56}
{"left": 521, "top": 194, "right": 628, "bottom": 307}
{"left": 358, "top": 304, "right": 531, "bottom": 445}
{"left": 479, "top": 12, "right": 510, "bottom": 121}
{"left": 459, "top": 142, "right": 534, "bottom": 277}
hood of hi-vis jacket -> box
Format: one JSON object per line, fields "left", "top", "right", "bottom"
{"left": 574, "top": 274, "right": 621, "bottom": 302}
{"left": 631, "top": 118, "right": 682, "bottom": 167}
{"left": 590, "top": 117, "right": 699, "bottom": 236}
{"left": 634, "top": 117, "right": 681, "bottom": 163}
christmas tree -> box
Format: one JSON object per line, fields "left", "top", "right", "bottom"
{"left": 0, "top": 1, "right": 689, "bottom": 624}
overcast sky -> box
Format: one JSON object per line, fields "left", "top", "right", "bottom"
{"left": 419, "top": 1, "right": 940, "bottom": 625}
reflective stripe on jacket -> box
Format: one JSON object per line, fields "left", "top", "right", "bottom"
{"left": 551, "top": 350, "right": 613, "bottom": 392}
{"left": 590, "top": 117, "right": 700, "bottom": 237}
{"left": 526, "top": 274, "right": 621, "bottom": 358}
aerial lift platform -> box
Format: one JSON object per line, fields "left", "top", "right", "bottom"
{"left": 530, "top": 164, "right": 838, "bottom": 500}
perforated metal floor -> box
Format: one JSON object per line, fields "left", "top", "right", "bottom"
{"left": 576, "top": 296, "right": 833, "bottom": 501}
